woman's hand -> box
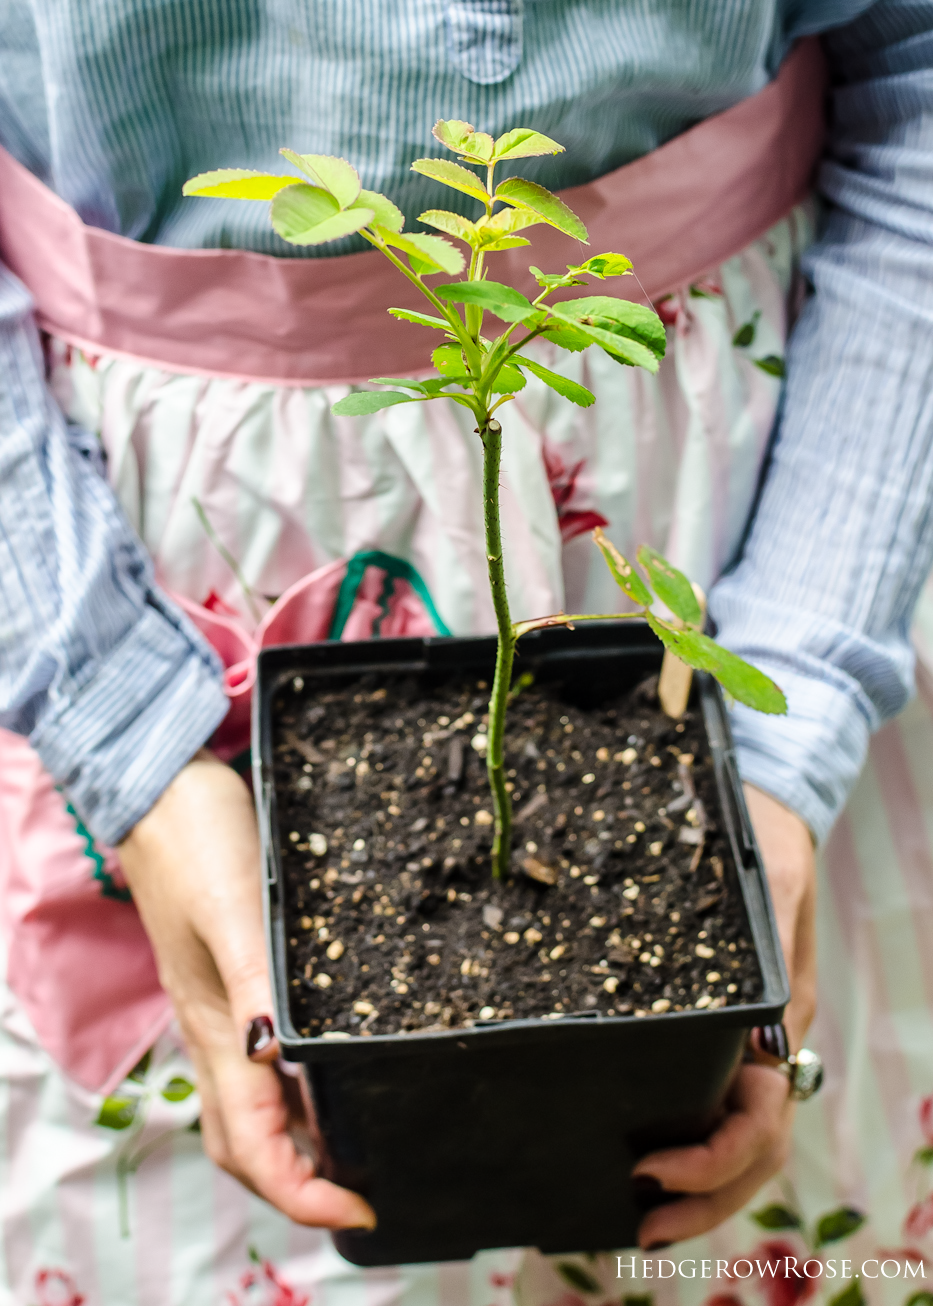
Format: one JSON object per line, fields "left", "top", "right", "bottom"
{"left": 118, "top": 749, "right": 376, "bottom": 1230}
{"left": 633, "top": 783, "right": 817, "bottom": 1248}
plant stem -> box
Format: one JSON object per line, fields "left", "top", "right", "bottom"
{"left": 480, "top": 414, "right": 515, "bottom": 880}
{"left": 191, "top": 496, "right": 263, "bottom": 625}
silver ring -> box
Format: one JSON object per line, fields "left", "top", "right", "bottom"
{"left": 778, "top": 1047, "right": 824, "bottom": 1101}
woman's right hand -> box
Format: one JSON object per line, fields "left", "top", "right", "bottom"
{"left": 118, "top": 748, "right": 376, "bottom": 1230}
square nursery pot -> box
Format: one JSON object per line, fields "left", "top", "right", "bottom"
{"left": 253, "top": 622, "right": 789, "bottom": 1266}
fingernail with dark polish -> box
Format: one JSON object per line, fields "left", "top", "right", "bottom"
{"left": 246, "top": 1015, "right": 275, "bottom": 1060}
{"left": 756, "top": 1023, "right": 789, "bottom": 1060}
{"left": 647, "top": 1241, "right": 672, "bottom": 1252}
{"left": 632, "top": 1174, "right": 665, "bottom": 1201}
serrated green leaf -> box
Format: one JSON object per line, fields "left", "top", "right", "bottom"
{"left": 278, "top": 149, "right": 361, "bottom": 208}
{"left": 568, "top": 253, "right": 633, "bottom": 279}
{"left": 646, "top": 616, "right": 788, "bottom": 715}
{"left": 432, "top": 119, "right": 475, "bottom": 150}
{"left": 915, "top": 1145, "right": 933, "bottom": 1165}
{"left": 551, "top": 296, "right": 666, "bottom": 359}
{"left": 623, "top": 1297, "right": 653, "bottom": 1306}
{"left": 477, "top": 207, "right": 539, "bottom": 239}
{"left": 332, "top": 390, "right": 420, "bottom": 416}
{"left": 815, "top": 1207, "right": 866, "bottom": 1247}
{"left": 410, "top": 157, "right": 490, "bottom": 204}
{"left": 593, "top": 528, "right": 652, "bottom": 604}
{"left": 388, "top": 307, "right": 453, "bottom": 331}
{"left": 556, "top": 1262, "right": 601, "bottom": 1294}
{"left": 355, "top": 189, "right": 403, "bottom": 232}
{"left": 432, "top": 344, "right": 467, "bottom": 377}
{"left": 475, "top": 215, "right": 535, "bottom": 249}
{"left": 368, "top": 377, "right": 431, "bottom": 392}
{"left": 161, "top": 1076, "right": 196, "bottom": 1103}
{"left": 545, "top": 304, "right": 660, "bottom": 371}
{"left": 906, "top": 1293, "right": 933, "bottom": 1306}
{"left": 437, "top": 280, "right": 537, "bottom": 324}
{"left": 418, "top": 210, "right": 479, "bottom": 243}
{"left": 461, "top": 131, "right": 495, "bottom": 162}
{"left": 755, "top": 354, "right": 786, "bottom": 378}
{"left": 490, "top": 361, "right": 526, "bottom": 394}
{"left": 182, "top": 169, "right": 307, "bottom": 200}
{"left": 419, "top": 376, "right": 466, "bottom": 394}
{"left": 493, "top": 128, "right": 565, "bottom": 161}
{"left": 432, "top": 119, "right": 495, "bottom": 163}
{"left": 828, "top": 1279, "right": 865, "bottom": 1306}
{"left": 96, "top": 1095, "right": 139, "bottom": 1130}
{"left": 637, "top": 546, "right": 703, "bottom": 624}
{"left": 512, "top": 355, "right": 594, "bottom": 407}
{"left": 537, "top": 320, "right": 592, "bottom": 352}
{"left": 377, "top": 227, "right": 465, "bottom": 275}
{"left": 270, "top": 184, "right": 373, "bottom": 245}
{"left": 750, "top": 1203, "right": 803, "bottom": 1230}
{"left": 528, "top": 266, "right": 586, "bottom": 290}
{"left": 276, "top": 206, "right": 374, "bottom": 246}
{"left": 496, "top": 178, "right": 588, "bottom": 242}
{"left": 480, "top": 235, "right": 532, "bottom": 251}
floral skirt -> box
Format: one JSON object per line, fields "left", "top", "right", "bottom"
{"left": 8, "top": 208, "right": 933, "bottom": 1305}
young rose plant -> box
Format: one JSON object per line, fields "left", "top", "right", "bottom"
{"left": 185, "top": 120, "right": 787, "bottom": 880}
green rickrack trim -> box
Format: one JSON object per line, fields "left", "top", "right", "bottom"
{"left": 328, "top": 550, "right": 451, "bottom": 641}
{"left": 61, "top": 795, "right": 133, "bottom": 902}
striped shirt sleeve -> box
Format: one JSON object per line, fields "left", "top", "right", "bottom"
{"left": 710, "top": 1, "right": 933, "bottom": 842}
{"left": 0, "top": 264, "right": 228, "bottom": 845}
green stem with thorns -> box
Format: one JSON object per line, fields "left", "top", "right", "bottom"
{"left": 480, "top": 415, "right": 515, "bottom": 879}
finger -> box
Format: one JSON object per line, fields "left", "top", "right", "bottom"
{"left": 214, "top": 1047, "right": 377, "bottom": 1229}
{"left": 786, "top": 869, "right": 817, "bottom": 1046}
{"left": 171, "top": 763, "right": 280, "bottom": 1058}
{"left": 632, "top": 1066, "right": 790, "bottom": 1193}
{"left": 178, "top": 947, "right": 372, "bottom": 1224}
{"left": 637, "top": 1140, "right": 788, "bottom": 1248}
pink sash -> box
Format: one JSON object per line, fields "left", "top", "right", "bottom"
{"left": 0, "top": 41, "right": 827, "bottom": 1093}
{"left": 0, "top": 40, "right": 825, "bottom": 387}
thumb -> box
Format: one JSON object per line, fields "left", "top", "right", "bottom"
{"left": 199, "top": 876, "right": 280, "bottom": 1062}
{"left": 181, "top": 764, "right": 281, "bottom": 1061}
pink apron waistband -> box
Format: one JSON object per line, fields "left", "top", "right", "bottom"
{"left": 0, "top": 40, "right": 825, "bottom": 388}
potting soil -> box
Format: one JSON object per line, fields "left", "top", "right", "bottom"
{"left": 273, "top": 673, "right": 763, "bottom": 1036}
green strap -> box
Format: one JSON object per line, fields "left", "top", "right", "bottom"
{"left": 328, "top": 550, "right": 451, "bottom": 641}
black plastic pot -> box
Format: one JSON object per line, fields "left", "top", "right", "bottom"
{"left": 253, "top": 622, "right": 788, "bottom": 1266}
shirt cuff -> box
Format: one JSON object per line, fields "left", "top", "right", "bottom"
{"left": 726, "top": 662, "right": 873, "bottom": 844}
{"left": 30, "top": 589, "right": 229, "bottom": 846}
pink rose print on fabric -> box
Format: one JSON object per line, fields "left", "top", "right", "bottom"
{"left": 905, "top": 1196, "right": 933, "bottom": 1241}
{"left": 905, "top": 1093, "right": 933, "bottom": 1240}
{"left": 541, "top": 444, "right": 609, "bottom": 545}
{"left": 33, "top": 1269, "right": 85, "bottom": 1306}
{"left": 654, "top": 295, "right": 680, "bottom": 328}
{"left": 705, "top": 1295, "right": 746, "bottom": 1306}
{"left": 226, "top": 1251, "right": 309, "bottom": 1306}
{"left": 920, "top": 1094, "right": 933, "bottom": 1146}
{"left": 734, "top": 1241, "right": 819, "bottom": 1306}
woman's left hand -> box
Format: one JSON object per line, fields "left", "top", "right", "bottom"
{"left": 632, "top": 784, "right": 817, "bottom": 1248}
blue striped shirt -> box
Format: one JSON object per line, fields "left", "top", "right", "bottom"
{"left": 1, "top": 0, "right": 931, "bottom": 844}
